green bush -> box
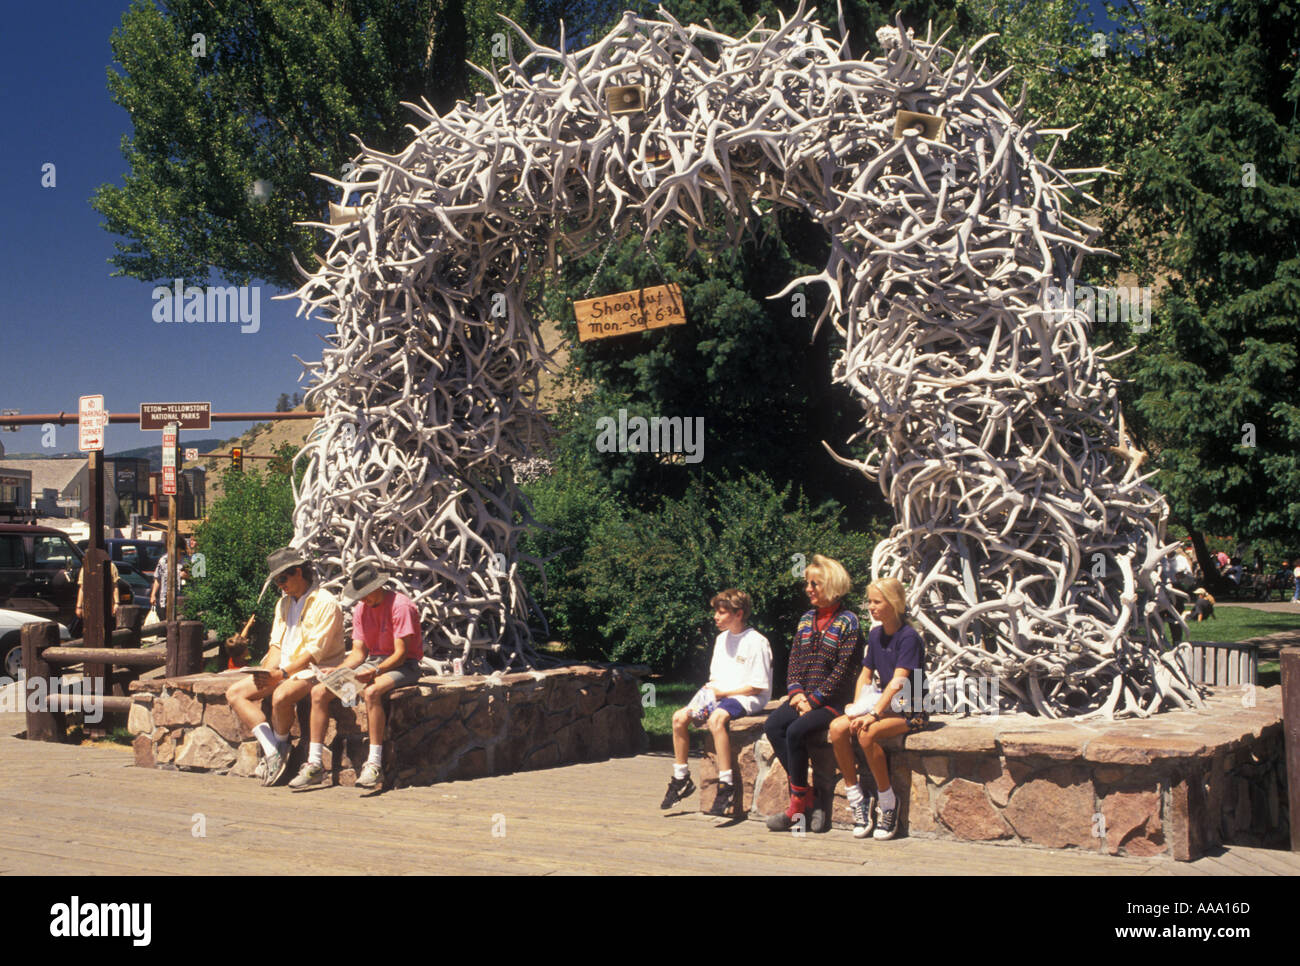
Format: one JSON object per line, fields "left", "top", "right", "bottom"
{"left": 184, "top": 444, "right": 299, "bottom": 660}
{"left": 524, "top": 467, "right": 881, "bottom": 678}
{"left": 519, "top": 454, "right": 625, "bottom": 659}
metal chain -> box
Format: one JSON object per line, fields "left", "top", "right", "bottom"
{"left": 582, "top": 233, "right": 619, "bottom": 299}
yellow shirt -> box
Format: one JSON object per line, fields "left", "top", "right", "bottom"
{"left": 269, "top": 584, "right": 345, "bottom": 679}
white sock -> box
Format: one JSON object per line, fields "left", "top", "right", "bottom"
{"left": 273, "top": 730, "right": 289, "bottom": 749}
{"left": 308, "top": 742, "right": 323, "bottom": 766}
{"left": 253, "top": 723, "right": 278, "bottom": 757}
{"left": 879, "top": 786, "right": 897, "bottom": 810}
{"left": 719, "top": 769, "right": 734, "bottom": 784}
{"left": 673, "top": 763, "right": 689, "bottom": 780}
{"left": 367, "top": 744, "right": 383, "bottom": 767}
{"left": 846, "top": 783, "right": 864, "bottom": 806}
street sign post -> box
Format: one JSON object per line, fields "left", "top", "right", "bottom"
{"left": 162, "top": 423, "right": 178, "bottom": 497}
{"left": 160, "top": 422, "right": 180, "bottom": 624}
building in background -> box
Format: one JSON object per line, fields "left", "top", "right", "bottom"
{"left": 180, "top": 467, "right": 206, "bottom": 518}
{"left": 0, "top": 458, "right": 88, "bottom": 518}
{"left": 150, "top": 466, "right": 204, "bottom": 520}
{"left": 108, "top": 457, "right": 153, "bottom": 523}
{"left": 0, "top": 466, "right": 34, "bottom": 521}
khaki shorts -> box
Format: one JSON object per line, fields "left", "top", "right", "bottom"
{"left": 361, "top": 656, "right": 423, "bottom": 689}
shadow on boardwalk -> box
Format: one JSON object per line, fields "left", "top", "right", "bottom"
{"left": 3, "top": 728, "right": 1297, "bottom": 875}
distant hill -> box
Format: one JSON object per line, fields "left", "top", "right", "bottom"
{"left": 108, "top": 438, "right": 234, "bottom": 470}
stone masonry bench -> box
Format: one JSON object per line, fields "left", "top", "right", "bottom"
{"left": 128, "top": 664, "right": 646, "bottom": 787}
{"left": 696, "top": 687, "right": 1287, "bottom": 861}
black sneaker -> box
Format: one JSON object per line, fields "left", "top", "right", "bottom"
{"left": 660, "top": 774, "right": 695, "bottom": 809}
{"left": 850, "top": 798, "right": 874, "bottom": 838}
{"left": 708, "top": 781, "right": 737, "bottom": 816}
{"left": 873, "top": 802, "right": 898, "bottom": 840}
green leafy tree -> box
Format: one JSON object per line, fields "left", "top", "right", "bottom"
{"left": 94, "top": 0, "right": 527, "bottom": 288}
{"left": 1118, "top": 0, "right": 1300, "bottom": 579}
{"left": 185, "top": 444, "right": 300, "bottom": 657}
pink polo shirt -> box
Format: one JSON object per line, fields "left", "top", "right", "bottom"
{"left": 353, "top": 590, "right": 423, "bottom": 661}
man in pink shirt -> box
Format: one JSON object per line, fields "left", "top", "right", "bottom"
{"left": 288, "top": 562, "right": 424, "bottom": 790}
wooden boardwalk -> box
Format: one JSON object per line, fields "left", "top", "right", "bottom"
{"left": 2, "top": 728, "right": 1297, "bottom": 875}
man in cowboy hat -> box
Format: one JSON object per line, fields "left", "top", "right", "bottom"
{"left": 224, "top": 547, "right": 345, "bottom": 786}
{"left": 288, "top": 561, "right": 424, "bottom": 790}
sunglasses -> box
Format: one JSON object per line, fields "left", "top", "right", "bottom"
{"left": 273, "top": 568, "right": 297, "bottom": 586}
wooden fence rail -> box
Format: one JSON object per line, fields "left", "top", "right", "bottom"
{"left": 19, "top": 607, "right": 208, "bottom": 742}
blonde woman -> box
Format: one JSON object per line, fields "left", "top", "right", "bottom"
{"left": 764, "top": 555, "right": 864, "bottom": 832}
{"left": 828, "top": 577, "right": 928, "bottom": 840}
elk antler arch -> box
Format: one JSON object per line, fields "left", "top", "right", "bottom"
{"left": 289, "top": 4, "right": 1199, "bottom": 718}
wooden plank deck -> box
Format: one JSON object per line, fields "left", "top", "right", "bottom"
{"left": 1, "top": 731, "right": 1296, "bottom": 875}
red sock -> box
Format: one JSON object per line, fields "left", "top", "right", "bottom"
{"left": 785, "top": 783, "right": 812, "bottom": 818}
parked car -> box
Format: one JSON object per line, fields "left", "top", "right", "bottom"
{"left": 1, "top": 524, "right": 130, "bottom": 629}
{"left": 76, "top": 538, "right": 170, "bottom": 582}
{"left": 113, "top": 561, "right": 154, "bottom": 610}
{"left": 0, "top": 607, "right": 72, "bottom": 679}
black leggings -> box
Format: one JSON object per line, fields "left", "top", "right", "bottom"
{"left": 764, "top": 701, "right": 837, "bottom": 787}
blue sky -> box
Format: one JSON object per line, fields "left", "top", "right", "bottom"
{"left": 0, "top": 0, "right": 1121, "bottom": 458}
{"left": 0, "top": 2, "right": 317, "bottom": 457}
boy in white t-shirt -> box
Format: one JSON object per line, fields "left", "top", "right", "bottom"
{"left": 660, "top": 589, "right": 772, "bottom": 815}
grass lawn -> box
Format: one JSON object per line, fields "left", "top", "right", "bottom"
{"left": 1182, "top": 605, "right": 1299, "bottom": 644}
{"left": 641, "top": 680, "right": 699, "bottom": 753}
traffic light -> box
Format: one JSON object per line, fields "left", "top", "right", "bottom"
{"left": 231, "top": 447, "right": 243, "bottom": 471}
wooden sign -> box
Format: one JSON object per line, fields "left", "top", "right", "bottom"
{"left": 573, "top": 284, "right": 686, "bottom": 341}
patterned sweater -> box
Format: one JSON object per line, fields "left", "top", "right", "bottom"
{"left": 786, "top": 608, "right": 864, "bottom": 715}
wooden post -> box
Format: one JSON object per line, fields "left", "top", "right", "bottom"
{"left": 80, "top": 546, "right": 114, "bottom": 738}
{"left": 117, "top": 603, "right": 145, "bottom": 636}
{"left": 166, "top": 620, "right": 204, "bottom": 678}
{"left": 166, "top": 465, "right": 178, "bottom": 624}
{"left": 21, "top": 621, "right": 61, "bottom": 742}
{"left": 1282, "top": 647, "right": 1300, "bottom": 852}
{"left": 106, "top": 604, "right": 142, "bottom": 698}
{"left": 84, "top": 452, "right": 106, "bottom": 648}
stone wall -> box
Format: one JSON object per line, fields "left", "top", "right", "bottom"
{"left": 128, "top": 665, "right": 646, "bottom": 786}
{"left": 700, "top": 686, "right": 1287, "bottom": 860}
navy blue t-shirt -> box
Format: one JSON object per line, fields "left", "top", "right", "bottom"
{"left": 864, "top": 623, "right": 926, "bottom": 713}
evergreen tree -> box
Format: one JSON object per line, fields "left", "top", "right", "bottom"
{"left": 1115, "top": 0, "right": 1300, "bottom": 577}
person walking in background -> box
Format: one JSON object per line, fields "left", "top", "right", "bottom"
{"left": 151, "top": 542, "right": 190, "bottom": 618}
